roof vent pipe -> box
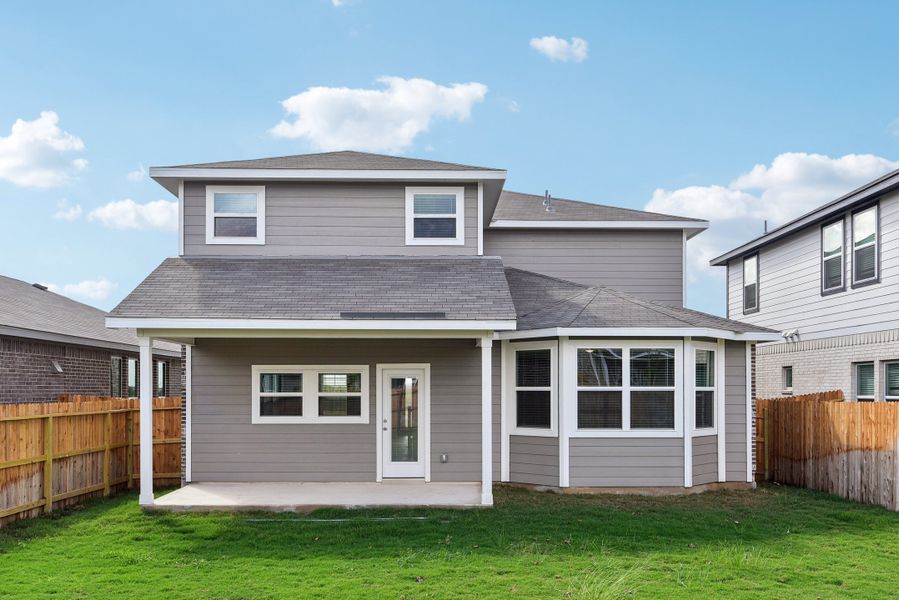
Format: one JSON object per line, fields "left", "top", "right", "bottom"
{"left": 543, "top": 190, "right": 555, "bottom": 213}
{"left": 763, "top": 220, "right": 768, "bottom": 234}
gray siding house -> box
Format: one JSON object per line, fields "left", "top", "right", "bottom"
{"left": 711, "top": 169, "right": 899, "bottom": 402}
{"left": 108, "top": 151, "right": 776, "bottom": 508}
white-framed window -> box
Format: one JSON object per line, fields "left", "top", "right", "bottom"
{"left": 856, "top": 362, "right": 875, "bottom": 402}
{"left": 694, "top": 346, "right": 716, "bottom": 430}
{"left": 884, "top": 362, "right": 899, "bottom": 402}
{"left": 509, "top": 341, "right": 557, "bottom": 436}
{"left": 743, "top": 254, "right": 759, "bottom": 314}
{"left": 572, "top": 340, "right": 682, "bottom": 437}
{"left": 251, "top": 365, "right": 369, "bottom": 424}
{"left": 781, "top": 365, "right": 793, "bottom": 395}
{"left": 821, "top": 219, "right": 844, "bottom": 294}
{"left": 206, "top": 185, "right": 266, "bottom": 245}
{"left": 405, "top": 186, "right": 465, "bottom": 246}
{"left": 851, "top": 204, "right": 878, "bottom": 286}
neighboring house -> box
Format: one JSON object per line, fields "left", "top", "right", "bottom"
{"left": 108, "top": 151, "right": 776, "bottom": 508}
{"left": 711, "top": 169, "right": 899, "bottom": 402}
{"left": 0, "top": 275, "right": 182, "bottom": 403}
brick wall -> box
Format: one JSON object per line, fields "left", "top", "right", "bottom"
{"left": 756, "top": 328, "right": 899, "bottom": 401}
{"left": 0, "top": 335, "right": 183, "bottom": 403}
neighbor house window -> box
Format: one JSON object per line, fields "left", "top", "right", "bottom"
{"left": 856, "top": 362, "right": 875, "bottom": 402}
{"left": 885, "top": 362, "right": 899, "bottom": 402}
{"left": 743, "top": 254, "right": 759, "bottom": 314}
{"left": 126, "top": 358, "right": 138, "bottom": 397}
{"left": 694, "top": 349, "right": 716, "bottom": 430}
{"left": 155, "top": 360, "right": 168, "bottom": 397}
{"left": 514, "top": 347, "right": 554, "bottom": 432}
{"left": 577, "top": 348, "right": 623, "bottom": 429}
{"left": 821, "top": 219, "right": 844, "bottom": 294}
{"left": 782, "top": 366, "right": 793, "bottom": 395}
{"left": 110, "top": 356, "right": 123, "bottom": 397}
{"left": 851, "top": 204, "right": 878, "bottom": 286}
{"left": 206, "top": 185, "right": 265, "bottom": 245}
{"left": 405, "top": 187, "right": 465, "bottom": 245}
{"left": 251, "top": 366, "right": 369, "bottom": 424}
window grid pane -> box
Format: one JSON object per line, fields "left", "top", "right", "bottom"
{"left": 630, "top": 349, "right": 675, "bottom": 387}
{"left": 260, "top": 373, "right": 302, "bottom": 394}
{"left": 823, "top": 222, "right": 843, "bottom": 257}
{"left": 516, "top": 390, "right": 551, "bottom": 428}
{"left": 214, "top": 192, "right": 257, "bottom": 214}
{"left": 517, "top": 349, "right": 552, "bottom": 387}
{"left": 318, "top": 373, "right": 362, "bottom": 394}
{"left": 577, "top": 349, "right": 622, "bottom": 387}
{"left": 413, "top": 217, "right": 456, "bottom": 238}
{"left": 413, "top": 194, "right": 456, "bottom": 214}
{"left": 318, "top": 395, "right": 362, "bottom": 417}
{"left": 578, "top": 391, "right": 622, "bottom": 429}
{"left": 823, "top": 256, "right": 842, "bottom": 290}
{"left": 214, "top": 216, "right": 257, "bottom": 237}
{"left": 260, "top": 397, "right": 303, "bottom": 416}
{"left": 853, "top": 208, "right": 876, "bottom": 246}
{"left": 630, "top": 390, "right": 675, "bottom": 429}
{"left": 854, "top": 246, "right": 876, "bottom": 282}
{"left": 695, "top": 350, "right": 714, "bottom": 388}
{"left": 695, "top": 391, "right": 714, "bottom": 429}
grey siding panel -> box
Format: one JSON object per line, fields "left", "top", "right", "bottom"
{"left": 724, "top": 341, "right": 748, "bottom": 482}
{"left": 509, "top": 436, "right": 559, "bottom": 486}
{"left": 726, "top": 191, "right": 899, "bottom": 339}
{"left": 184, "top": 181, "right": 479, "bottom": 257}
{"left": 190, "top": 338, "right": 483, "bottom": 482}
{"left": 692, "top": 435, "right": 718, "bottom": 485}
{"left": 484, "top": 229, "right": 684, "bottom": 306}
{"left": 569, "top": 438, "right": 684, "bottom": 487}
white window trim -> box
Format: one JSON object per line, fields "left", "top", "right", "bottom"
{"left": 251, "top": 364, "right": 370, "bottom": 424}
{"left": 884, "top": 361, "right": 899, "bottom": 402}
{"left": 206, "top": 185, "right": 266, "bottom": 245}
{"left": 821, "top": 220, "right": 844, "bottom": 292}
{"left": 855, "top": 362, "right": 875, "bottom": 401}
{"left": 691, "top": 341, "right": 718, "bottom": 436}
{"left": 404, "top": 186, "right": 465, "bottom": 246}
{"left": 507, "top": 340, "right": 558, "bottom": 437}
{"left": 568, "top": 340, "right": 683, "bottom": 439}
{"left": 851, "top": 204, "right": 879, "bottom": 285}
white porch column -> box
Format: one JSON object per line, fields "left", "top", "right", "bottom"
{"left": 479, "top": 336, "right": 493, "bottom": 506}
{"left": 138, "top": 336, "right": 154, "bottom": 506}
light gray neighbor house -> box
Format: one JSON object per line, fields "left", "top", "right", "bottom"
{"left": 711, "top": 169, "right": 899, "bottom": 403}
{"left": 107, "top": 151, "right": 777, "bottom": 509}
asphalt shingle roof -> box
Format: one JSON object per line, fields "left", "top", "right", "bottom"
{"left": 492, "top": 190, "right": 704, "bottom": 223}
{"left": 0, "top": 275, "right": 179, "bottom": 352}
{"left": 165, "top": 150, "right": 502, "bottom": 172}
{"left": 110, "top": 257, "right": 517, "bottom": 321}
{"left": 505, "top": 268, "right": 775, "bottom": 334}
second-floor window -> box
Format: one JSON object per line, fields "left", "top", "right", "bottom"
{"left": 851, "top": 204, "right": 878, "bottom": 286}
{"left": 821, "top": 219, "right": 844, "bottom": 294}
{"left": 206, "top": 185, "right": 266, "bottom": 245}
{"left": 405, "top": 187, "right": 465, "bottom": 246}
{"left": 742, "top": 254, "right": 759, "bottom": 314}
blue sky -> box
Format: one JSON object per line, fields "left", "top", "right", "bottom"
{"left": 2, "top": 1, "right": 899, "bottom": 315}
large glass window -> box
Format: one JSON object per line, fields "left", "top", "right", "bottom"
{"left": 630, "top": 349, "right": 675, "bottom": 429}
{"left": 259, "top": 372, "right": 303, "bottom": 417}
{"left": 856, "top": 362, "right": 875, "bottom": 402}
{"left": 515, "top": 348, "right": 553, "bottom": 429}
{"left": 885, "top": 362, "right": 899, "bottom": 402}
{"left": 695, "top": 349, "right": 715, "bottom": 429}
{"left": 252, "top": 366, "right": 369, "bottom": 424}
{"left": 821, "top": 220, "right": 844, "bottom": 293}
{"left": 405, "top": 187, "right": 465, "bottom": 245}
{"left": 852, "top": 205, "right": 878, "bottom": 285}
{"left": 743, "top": 254, "right": 759, "bottom": 313}
{"left": 206, "top": 186, "right": 265, "bottom": 244}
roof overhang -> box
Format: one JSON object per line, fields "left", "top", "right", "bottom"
{"left": 489, "top": 220, "right": 709, "bottom": 239}
{"left": 0, "top": 324, "right": 181, "bottom": 357}
{"left": 150, "top": 167, "right": 508, "bottom": 196}
{"left": 499, "top": 326, "right": 781, "bottom": 342}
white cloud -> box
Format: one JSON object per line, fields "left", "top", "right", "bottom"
{"left": 52, "top": 198, "right": 82, "bottom": 221}
{"left": 88, "top": 198, "right": 178, "bottom": 232}
{"left": 645, "top": 152, "right": 899, "bottom": 283}
{"left": 0, "top": 111, "right": 87, "bottom": 187}
{"left": 529, "top": 36, "right": 588, "bottom": 63}
{"left": 126, "top": 164, "right": 146, "bottom": 182}
{"left": 331, "top": 0, "right": 345, "bottom": 5}
{"left": 44, "top": 278, "right": 117, "bottom": 302}
{"left": 504, "top": 99, "right": 520, "bottom": 113}
{"left": 270, "top": 76, "right": 488, "bottom": 152}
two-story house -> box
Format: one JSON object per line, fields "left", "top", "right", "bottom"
{"left": 711, "top": 169, "right": 899, "bottom": 403}
{"left": 108, "top": 151, "right": 776, "bottom": 509}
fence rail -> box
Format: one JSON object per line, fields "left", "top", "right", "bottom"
{"left": 755, "top": 392, "right": 899, "bottom": 511}
{"left": 0, "top": 396, "right": 181, "bottom": 527}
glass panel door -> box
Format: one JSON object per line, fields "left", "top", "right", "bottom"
{"left": 381, "top": 369, "right": 426, "bottom": 478}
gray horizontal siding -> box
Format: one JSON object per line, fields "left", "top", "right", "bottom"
{"left": 692, "top": 435, "right": 718, "bottom": 485}
{"left": 569, "top": 438, "right": 684, "bottom": 487}
{"left": 724, "top": 340, "right": 748, "bottom": 482}
{"left": 190, "top": 338, "right": 483, "bottom": 483}
{"left": 509, "top": 435, "right": 559, "bottom": 487}
{"left": 484, "top": 229, "right": 684, "bottom": 306}
{"left": 184, "top": 181, "right": 479, "bottom": 257}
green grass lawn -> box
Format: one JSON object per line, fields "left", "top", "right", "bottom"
{"left": 1, "top": 485, "right": 897, "bottom": 599}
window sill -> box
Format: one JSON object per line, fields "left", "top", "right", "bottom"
{"left": 405, "top": 237, "right": 465, "bottom": 246}
{"left": 569, "top": 429, "right": 683, "bottom": 438}
{"left": 252, "top": 416, "right": 369, "bottom": 425}
{"left": 742, "top": 307, "right": 760, "bottom": 316}
{"left": 821, "top": 286, "right": 846, "bottom": 297}
{"left": 206, "top": 237, "right": 266, "bottom": 245}
{"left": 692, "top": 428, "right": 718, "bottom": 437}
{"left": 510, "top": 426, "right": 557, "bottom": 438}
{"left": 850, "top": 277, "right": 880, "bottom": 290}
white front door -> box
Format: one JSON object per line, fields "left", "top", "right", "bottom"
{"left": 381, "top": 368, "right": 426, "bottom": 478}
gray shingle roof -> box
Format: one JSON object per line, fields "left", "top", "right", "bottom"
{"left": 0, "top": 275, "right": 179, "bottom": 352}
{"left": 164, "top": 150, "right": 502, "bottom": 172}
{"left": 492, "top": 190, "right": 704, "bottom": 223}
{"left": 505, "top": 268, "right": 775, "bottom": 334}
{"left": 110, "top": 257, "right": 517, "bottom": 321}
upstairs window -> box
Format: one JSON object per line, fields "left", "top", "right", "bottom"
{"left": 821, "top": 220, "right": 844, "bottom": 294}
{"left": 742, "top": 254, "right": 759, "bottom": 314}
{"left": 405, "top": 187, "right": 465, "bottom": 246}
{"left": 206, "top": 185, "right": 265, "bottom": 245}
{"left": 851, "top": 205, "right": 878, "bottom": 286}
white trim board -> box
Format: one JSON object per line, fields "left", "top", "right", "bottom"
{"left": 489, "top": 219, "right": 708, "bottom": 231}
{"left": 185, "top": 345, "right": 192, "bottom": 482}
{"left": 107, "top": 317, "right": 517, "bottom": 331}
{"left": 499, "top": 327, "right": 781, "bottom": 342}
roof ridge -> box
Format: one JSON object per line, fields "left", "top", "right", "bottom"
{"left": 503, "top": 266, "right": 590, "bottom": 289}
{"left": 566, "top": 287, "right": 604, "bottom": 327}
{"left": 500, "top": 190, "right": 705, "bottom": 222}
{"left": 516, "top": 286, "right": 598, "bottom": 321}
{"left": 596, "top": 286, "right": 702, "bottom": 328}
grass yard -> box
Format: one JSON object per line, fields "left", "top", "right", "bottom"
{"left": 0, "top": 485, "right": 897, "bottom": 599}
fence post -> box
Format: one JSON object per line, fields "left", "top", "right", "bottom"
{"left": 126, "top": 409, "right": 135, "bottom": 489}
{"left": 43, "top": 415, "right": 54, "bottom": 513}
{"left": 764, "top": 406, "right": 771, "bottom": 481}
{"left": 103, "top": 411, "right": 112, "bottom": 496}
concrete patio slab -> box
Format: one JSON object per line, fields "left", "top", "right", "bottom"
{"left": 151, "top": 481, "right": 485, "bottom": 511}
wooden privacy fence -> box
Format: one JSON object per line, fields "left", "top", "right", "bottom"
{"left": 756, "top": 393, "right": 899, "bottom": 511}
{"left": 0, "top": 396, "right": 181, "bottom": 527}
